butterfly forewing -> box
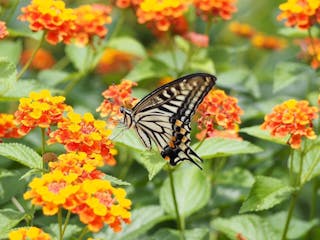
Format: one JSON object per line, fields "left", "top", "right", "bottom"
{"left": 121, "top": 73, "right": 216, "bottom": 169}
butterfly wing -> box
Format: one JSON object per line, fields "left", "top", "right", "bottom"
{"left": 131, "top": 73, "right": 216, "bottom": 168}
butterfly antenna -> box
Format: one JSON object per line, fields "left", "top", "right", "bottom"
{"left": 109, "top": 126, "right": 125, "bottom": 141}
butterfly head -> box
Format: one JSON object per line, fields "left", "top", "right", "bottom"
{"left": 120, "top": 106, "right": 133, "bottom": 128}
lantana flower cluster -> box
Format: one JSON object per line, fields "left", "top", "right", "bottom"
{"left": 229, "top": 21, "right": 286, "bottom": 51}
{"left": 296, "top": 37, "right": 320, "bottom": 69}
{"left": 196, "top": 89, "right": 243, "bottom": 140}
{"left": 48, "top": 111, "right": 117, "bottom": 166}
{"left": 97, "top": 79, "right": 138, "bottom": 126}
{"left": 19, "top": 0, "right": 112, "bottom": 45}
{"left": 277, "top": 0, "right": 320, "bottom": 29}
{"left": 14, "top": 90, "right": 72, "bottom": 135}
{"left": 0, "top": 113, "right": 21, "bottom": 139}
{"left": 20, "top": 48, "right": 56, "bottom": 70}
{"left": 0, "top": 21, "right": 8, "bottom": 39}
{"left": 193, "top": 0, "right": 237, "bottom": 21}
{"left": 261, "top": 99, "right": 318, "bottom": 149}
{"left": 8, "top": 227, "right": 51, "bottom": 240}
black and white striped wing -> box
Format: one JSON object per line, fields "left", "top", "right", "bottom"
{"left": 130, "top": 73, "right": 216, "bottom": 168}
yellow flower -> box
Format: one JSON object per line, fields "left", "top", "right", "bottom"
{"left": 8, "top": 227, "right": 51, "bottom": 240}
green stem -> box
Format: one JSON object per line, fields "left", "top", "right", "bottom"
{"left": 41, "top": 128, "right": 46, "bottom": 156}
{"left": 58, "top": 208, "right": 63, "bottom": 240}
{"left": 78, "top": 226, "right": 89, "bottom": 240}
{"left": 108, "top": 9, "right": 125, "bottom": 40}
{"left": 168, "top": 168, "right": 185, "bottom": 240}
{"left": 16, "top": 32, "right": 45, "bottom": 80}
{"left": 61, "top": 211, "right": 71, "bottom": 238}
{"left": 281, "top": 192, "right": 298, "bottom": 240}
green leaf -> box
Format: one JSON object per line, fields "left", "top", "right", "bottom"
{"left": 273, "top": 62, "right": 315, "bottom": 93}
{"left": 0, "top": 59, "right": 16, "bottom": 95}
{"left": 240, "top": 126, "right": 288, "bottom": 145}
{"left": 212, "top": 214, "right": 278, "bottom": 240}
{"left": 218, "top": 69, "right": 261, "bottom": 98}
{"left": 153, "top": 228, "right": 208, "bottom": 240}
{"left": 0, "top": 79, "right": 48, "bottom": 101}
{"left": 136, "top": 151, "right": 166, "bottom": 180}
{"left": 0, "top": 143, "right": 42, "bottom": 169}
{"left": 108, "top": 37, "right": 147, "bottom": 58}
{"left": 38, "top": 70, "right": 69, "bottom": 87}
{"left": 266, "top": 212, "right": 319, "bottom": 239}
{"left": 194, "top": 138, "right": 262, "bottom": 159}
{"left": 125, "top": 58, "right": 170, "bottom": 82}
{"left": 290, "top": 138, "right": 320, "bottom": 185}
{"left": 240, "top": 176, "right": 294, "bottom": 213}
{"left": 0, "top": 209, "right": 26, "bottom": 239}
{"left": 216, "top": 167, "right": 255, "bottom": 188}
{"left": 103, "top": 174, "right": 131, "bottom": 186}
{"left": 95, "top": 205, "right": 167, "bottom": 240}
{"left": 159, "top": 166, "right": 210, "bottom": 218}
{"left": 0, "top": 40, "right": 22, "bottom": 64}
{"left": 190, "top": 58, "right": 215, "bottom": 74}
{"left": 113, "top": 128, "right": 145, "bottom": 151}
{"left": 65, "top": 44, "right": 96, "bottom": 72}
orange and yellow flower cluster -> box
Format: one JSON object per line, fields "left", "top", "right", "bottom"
{"left": 9, "top": 227, "right": 51, "bottom": 240}
{"left": 261, "top": 99, "right": 318, "bottom": 149}
{"left": 97, "top": 79, "right": 138, "bottom": 126}
{"left": 0, "top": 113, "right": 21, "bottom": 139}
{"left": 14, "top": 90, "right": 71, "bottom": 135}
{"left": 277, "top": 0, "right": 320, "bottom": 29}
{"left": 196, "top": 89, "right": 243, "bottom": 140}
{"left": 193, "top": 0, "right": 237, "bottom": 21}
{"left": 48, "top": 112, "right": 117, "bottom": 166}
{"left": 0, "top": 21, "right": 8, "bottom": 39}
{"left": 136, "top": 0, "right": 188, "bottom": 32}
{"left": 296, "top": 38, "right": 320, "bottom": 69}
{"left": 20, "top": 48, "right": 56, "bottom": 70}
{"left": 19, "top": 0, "right": 112, "bottom": 45}
{"left": 229, "top": 21, "right": 287, "bottom": 51}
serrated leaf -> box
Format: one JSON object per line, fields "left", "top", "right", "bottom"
{"left": 212, "top": 214, "right": 278, "bottom": 240}
{"left": 103, "top": 174, "right": 131, "bottom": 186}
{"left": 153, "top": 228, "right": 208, "bottom": 240}
{"left": 160, "top": 166, "right": 210, "bottom": 218}
{"left": 0, "top": 59, "right": 16, "bottom": 95}
{"left": 267, "top": 212, "right": 318, "bottom": 239}
{"left": 216, "top": 167, "right": 255, "bottom": 188}
{"left": 290, "top": 138, "right": 320, "bottom": 185}
{"left": 273, "top": 62, "right": 315, "bottom": 93}
{"left": 240, "top": 176, "right": 294, "bottom": 213}
{"left": 137, "top": 151, "right": 166, "bottom": 180}
{"left": 0, "top": 40, "right": 22, "bottom": 64}
{"left": 0, "top": 210, "right": 26, "bottom": 239}
{"left": 95, "top": 206, "right": 167, "bottom": 240}
{"left": 0, "top": 143, "right": 42, "bottom": 169}
{"left": 108, "top": 37, "right": 147, "bottom": 58}
{"left": 194, "top": 138, "right": 262, "bottom": 159}
{"left": 125, "top": 58, "right": 170, "bottom": 82}
{"left": 240, "top": 126, "right": 287, "bottom": 145}
{"left": 0, "top": 79, "right": 48, "bottom": 100}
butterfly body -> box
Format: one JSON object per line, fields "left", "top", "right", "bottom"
{"left": 120, "top": 73, "right": 217, "bottom": 169}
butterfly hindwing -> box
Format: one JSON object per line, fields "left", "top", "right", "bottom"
{"left": 121, "top": 73, "right": 216, "bottom": 168}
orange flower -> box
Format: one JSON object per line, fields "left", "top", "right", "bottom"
{"left": 72, "top": 4, "right": 112, "bottom": 46}
{"left": 0, "top": 21, "right": 8, "bottom": 39}
{"left": 193, "top": 0, "right": 237, "bottom": 21}
{"left": 136, "top": 0, "right": 189, "bottom": 32}
{"left": 97, "top": 80, "right": 138, "bottom": 126}
{"left": 196, "top": 89, "right": 243, "bottom": 140}
{"left": 229, "top": 21, "right": 255, "bottom": 38}
{"left": 95, "top": 48, "right": 136, "bottom": 75}
{"left": 277, "top": 0, "right": 320, "bottom": 29}
{"left": 24, "top": 170, "right": 81, "bottom": 215}
{"left": 184, "top": 32, "right": 209, "bottom": 47}
{"left": 49, "top": 152, "right": 105, "bottom": 180}
{"left": 261, "top": 99, "right": 318, "bottom": 149}
{"left": 14, "top": 90, "right": 72, "bottom": 135}
{"left": 251, "top": 33, "right": 286, "bottom": 51}
{"left": 8, "top": 226, "right": 51, "bottom": 240}
{"left": 72, "top": 179, "right": 131, "bottom": 232}
{"left": 20, "top": 48, "right": 56, "bottom": 70}
{"left": 48, "top": 112, "right": 117, "bottom": 166}
{"left": 116, "top": 0, "right": 141, "bottom": 8}
{"left": 19, "top": 0, "right": 76, "bottom": 45}
{"left": 0, "top": 113, "right": 21, "bottom": 139}
{"left": 296, "top": 38, "right": 320, "bottom": 69}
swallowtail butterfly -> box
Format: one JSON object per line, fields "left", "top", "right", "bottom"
{"left": 120, "top": 73, "right": 216, "bottom": 169}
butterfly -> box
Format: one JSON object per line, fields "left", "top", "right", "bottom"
{"left": 120, "top": 73, "right": 217, "bottom": 169}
